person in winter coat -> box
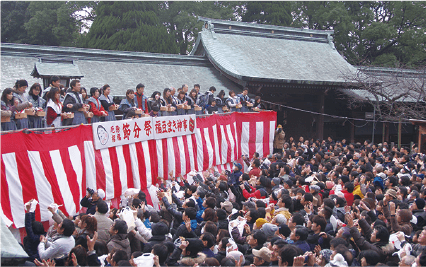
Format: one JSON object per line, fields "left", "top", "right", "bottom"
{"left": 62, "top": 80, "right": 87, "bottom": 125}
{"left": 135, "top": 83, "right": 149, "bottom": 114}
{"left": 237, "top": 87, "right": 251, "bottom": 112}
{"left": 26, "top": 83, "right": 46, "bottom": 128}
{"left": 107, "top": 219, "right": 131, "bottom": 259}
{"left": 87, "top": 87, "right": 108, "bottom": 123}
{"left": 74, "top": 215, "right": 97, "bottom": 250}
{"left": 1, "top": 88, "right": 18, "bottom": 131}
{"left": 94, "top": 200, "right": 113, "bottom": 243}
{"left": 119, "top": 89, "right": 139, "bottom": 120}
{"left": 45, "top": 87, "right": 65, "bottom": 128}
{"left": 216, "top": 90, "right": 226, "bottom": 113}
{"left": 38, "top": 219, "right": 76, "bottom": 260}
{"left": 167, "top": 238, "right": 206, "bottom": 266}
{"left": 24, "top": 201, "right": 45, "bottom": 261}
{"left": 172, "top": 207, "right": 198, "bottom": 241}
{"left": 99, "top": 84, "right": 116, "bottom": 121}
{"left": 186, "top": 89, "right": 199, "bottom": 114}
{"left": 273, "top": 125, "right": 285, "bottom": 153}
{"left": 80, "top": 188, "right": 105, "bottom": 215}
{"left": 411, "top": 198, "right": 426, "bottom": 231}
{"left": 346, "top": 213, "right": 394, "bottom": 263}
{"left": 226, "top": 90, "right": 240, "bottom": 112}
{"left": 13, "top": 79, "right": 32, "bottom": 129}
{"left": 143, "top": 221, "right": 170, "bottom": 253}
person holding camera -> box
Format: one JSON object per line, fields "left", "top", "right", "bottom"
{"left": 80, "top": 188, "right": 105, "bottom": 215}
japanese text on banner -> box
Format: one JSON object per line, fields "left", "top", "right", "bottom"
{"left": 153, "top": 115, "right": 196, "bottom": 139}
{"left": 92, "top": 117, "right": 153, "bottom": 149}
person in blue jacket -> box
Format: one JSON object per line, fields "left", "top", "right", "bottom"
{"left": 24, "top": 200, "right": 45, "bottom": 261}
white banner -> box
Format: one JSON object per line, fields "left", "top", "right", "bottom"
{"left": 153, "top": 115, "right": 196, "bottom": 139}
{"left": 92, "top": 114, "right": 196, "bottom": 150}
{"left": 93, "top": 117, "right": 154, "bottom": 150}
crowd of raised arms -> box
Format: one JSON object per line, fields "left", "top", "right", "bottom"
{"left": 1, "top": 77, "right": 265, "bottom": 131}
{"left": 7, "top": 133, "right": 426, "bottom": 267}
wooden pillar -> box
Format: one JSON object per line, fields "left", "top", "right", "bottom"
{"left": 382, "top": 122, "right": 385, "bottom": 144}
{"left": 398, "top": 118, "right": 402, "bottom": 149}
{"left": 316, "top": 92, "right": 324, "bottom": 141}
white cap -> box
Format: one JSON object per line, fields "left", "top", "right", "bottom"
{"left": 97, "top": 189, "right": 105, "bottom": 200}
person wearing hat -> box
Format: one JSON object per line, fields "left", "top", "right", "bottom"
{"left": 252, "top": 247, "right": 272, "bottom": 266}
{"left": 220, "top": 201, "right": 233, "bottom": 215}
{"left": 80, "top": 188, "right": 105, "bottom": 215}
{"left": 271, "top": 177, "right": 281, "bottom": 191}
{"left": 411, "top": 198, "right": 426, "bottom": 231}
{"left": 262, "top": 223, "right": 278, "bottom": 241}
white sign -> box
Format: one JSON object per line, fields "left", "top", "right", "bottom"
{"left": 153, "top": 115, "right": 196, "bottom": 139}
{"left": 93, "top": 116, "right": 154, "bottom": 149}
{"left": 92, "top": 114, "right": 196, "bottom": 150}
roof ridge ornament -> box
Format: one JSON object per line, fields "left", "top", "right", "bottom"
{"left": 327, "top": 34, "right": 336, "bottom": 50}
{"left": 203, "top": 21, "right": 216, "bottom": 39}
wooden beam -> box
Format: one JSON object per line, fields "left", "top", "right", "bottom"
{"left": 317, "top": 92, "right": 325, "bottom": 141}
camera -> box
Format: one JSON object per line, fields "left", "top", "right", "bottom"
{"left": 224, "top": 170, "right": 231, "bottom": 176}
{"left": 87, "top": 187, "right": 95, "bottom": 195}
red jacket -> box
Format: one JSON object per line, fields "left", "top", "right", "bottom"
{"left": 242, "top": 185, "right": 266, "bottom": 200}
{"left": 330, "top": 189, "right": 354, "bottom": 206}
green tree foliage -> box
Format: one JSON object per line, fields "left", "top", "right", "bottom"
{"left": 23, "top": 1, "right": 80, "bottom": 46}
{"left": 160, "top": 1, "right": 238, "bottom": 55}
{"left": 242, "top": 1, "right": 426, "bottom": 67}
{"left": 241, "top": 1, "right": 293, "bottom": 27}
{"left": 82, "top": 2, "right": 179, "bottom": 54}
{"left": 1, "top": 1, "right": 31, "bottom": 43}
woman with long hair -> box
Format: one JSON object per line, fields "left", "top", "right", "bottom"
{"left": 216, "top": 90, "right": 226, "bottom": 113}
{"left": 27, "top": 83, "right": 46, "bottom": 128}
{"left": 147, "top": 91, "right": 161, "bottom": 112}
{"left": 1, "top": 88, "right": 18, "bottom": 131}
{"left": 75, "top": 215, "right": 97, "bottom": 250}
{"left": 99, "top": 84, "right": 116, "bottom": 121}
{"left": 186, "top": 89, "right": 199, "bottom": 114}
{"left": 45, "top": 87, "right": 64, "bottom": 128}
{"left": 176, "top": 91, "right": 187, "bottom": 115}
{"left": 81, "top": 88, "right": 89, "bottom": 104}
{"left": 87, "top": 87, "right": 108, "bottom": 123}
{"left": 13, "top": 79, "right": 32, "bottom": 129}
{"left": 253, "top": 96, "right": 265, "bottom": 110}
{"left": 160, "top": 88, "right": 175, "bottom": 116}
{"left": 119, "top": 89, "right": 138, "bottom": 120}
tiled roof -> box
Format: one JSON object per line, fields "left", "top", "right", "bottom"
{"left": 31, "top": 60, "right": 84, "bottom": 78}
{"left": 191, "top": 17, "right": 358, "bottom": 86}
{"left": 1, "top": 43, "right": 240, "bottom": 96}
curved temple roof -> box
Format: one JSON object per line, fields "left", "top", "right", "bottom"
{"left": 191, "top": 17, "right": 359, "bottom": 87}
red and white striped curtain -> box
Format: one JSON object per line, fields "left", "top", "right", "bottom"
{"left": 1, "top": 111, "right": 276, "bottom": 228}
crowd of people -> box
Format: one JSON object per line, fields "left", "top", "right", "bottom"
{"left": 1, "top": 77, "right": 266, "bottom": 131}
{"left": 10, "top": 135, "right": 426, "bottom": 267}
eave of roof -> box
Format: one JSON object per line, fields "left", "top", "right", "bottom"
{"left": 191, "top": 19, "right": 359, "bottom": 87}
{"left": 1, "top": 43, "right": 210, "bottom": 67}
{"left": 31, "top": 61, "right": 84, "bottom": 78}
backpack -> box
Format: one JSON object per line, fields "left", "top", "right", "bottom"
{"left": 198, "top": 92, "right": 210, "bottom": 109}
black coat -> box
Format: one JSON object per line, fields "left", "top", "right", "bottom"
{"left": 24, "top": 212, "right": 42, "bottom": 261}
{"left": 80, "top": 196, "right": 98, "bottom": 215}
